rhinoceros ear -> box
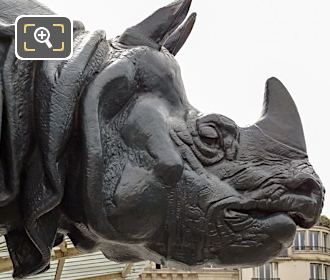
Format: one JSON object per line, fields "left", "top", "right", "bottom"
{"left": 164, "top": 12, "right": 196, "bottom": 55}
{"left": 255, "top": 77, "right": 307, "bottom": 153}
{"left": 119, "top": 0, "right": 193, "bottom": 49}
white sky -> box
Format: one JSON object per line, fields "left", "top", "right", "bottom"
{"left": 41, "top": 0, "right": 330, "bottom": 216}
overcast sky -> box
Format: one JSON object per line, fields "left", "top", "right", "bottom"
{"left": 41, "top": 0, "right": 330, "bottom": 216}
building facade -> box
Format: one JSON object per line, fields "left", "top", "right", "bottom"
{"left": 141, "top": 265, "right": 240, "bottom": 280}
{"left": 141, "top": 225, "right": 330, "bottom": 280}
{"left": 241, "top": 225, "right": 330, "bottom": 280}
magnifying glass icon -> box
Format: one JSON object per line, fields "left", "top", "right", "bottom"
{"left": 34, "top": 27, "right": 53, "bottom": 49}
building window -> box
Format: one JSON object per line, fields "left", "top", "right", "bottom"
{"left": 294, "top": 230, "right": 305, "bottom": 250}
{"left": 325, "top": 265, "right": 330, "bottom": 280}
{"left": 254, "top": 262, "right": 278, "bottom": 279}
{"left": 309, "top": 231, "right": 320, "bottom": 250}
{"left": 310, "top": 263, "right": 322, "bottom": 280}
{"left": 323, "top": 232, "right": 329, "bottom": 253}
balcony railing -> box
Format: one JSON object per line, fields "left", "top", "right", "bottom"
{"left": 309, "top": 278, "right": 327, "bottom": 280}
{"left": 292, "top": 246, "right": 330, "bottom": 254}
{"left": 251, "top": 278, "right": 280, "bottom": 280}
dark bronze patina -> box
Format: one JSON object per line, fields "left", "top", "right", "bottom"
{"left": 0, "top": 0, "right": 324, "bottom": 278}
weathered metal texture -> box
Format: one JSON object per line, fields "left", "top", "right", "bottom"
{"left": 0, "top": 0, "right": 325, "bottom": 279}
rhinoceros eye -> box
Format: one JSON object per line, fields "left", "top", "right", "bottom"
{"left": 198, "top": 125, "right": 220, "bottom": 147}
{"left": 198, "top": 125, "right": 218, "bottom": 138}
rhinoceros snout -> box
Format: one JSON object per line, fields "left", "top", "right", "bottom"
{"left": 286, "top": 173, "right": 324, "bottom": 228}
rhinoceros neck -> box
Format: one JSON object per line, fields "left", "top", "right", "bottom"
{"left": 0, "top": 28, "right": 112, "bottom": 277}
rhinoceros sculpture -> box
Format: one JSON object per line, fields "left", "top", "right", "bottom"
{"left": 0, "top": 0, "right": 325, "bottom": 278}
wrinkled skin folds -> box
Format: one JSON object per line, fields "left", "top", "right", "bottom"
{"left": 0, "top": 0, "right": 325, "bottom": 278}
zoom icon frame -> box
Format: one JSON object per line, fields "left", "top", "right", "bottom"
{"left": 15, "top": 15, "right": 73, "bottom": 60}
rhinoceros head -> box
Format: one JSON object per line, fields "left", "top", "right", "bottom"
{"left": 63, "top": 0, "right": 324, "bottom": 268}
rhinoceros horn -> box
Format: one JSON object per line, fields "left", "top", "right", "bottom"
{"left": 255, "top": 77, "right": 307, "bottom": 153}
{"left": 119, "top": 0, "right": 193, "bottom": 50}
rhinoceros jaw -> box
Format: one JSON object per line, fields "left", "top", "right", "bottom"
{"left": 217, "top": 174, "right": 322, "bottom": 231}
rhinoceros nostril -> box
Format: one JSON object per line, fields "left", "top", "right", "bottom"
{"left": 288, "top": 174, "right": 322, "bottom": 199}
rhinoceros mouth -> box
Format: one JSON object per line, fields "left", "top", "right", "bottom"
{"left": 208, "top": 174, "right": 323, "bottom": 232}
